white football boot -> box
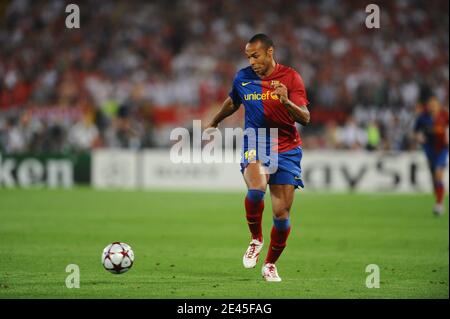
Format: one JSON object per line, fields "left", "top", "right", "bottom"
{"left": 243, "top": 239, "right": 263, "bottom": 268}
{"left": 433, "top": 203, "right": 444, "bottom": 216}
{"left": 261, "top": 263, "right": 282, "bottom": 282}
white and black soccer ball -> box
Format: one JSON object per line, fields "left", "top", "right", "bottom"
{"left": 102, "top": 242, "right": 135, "bottom": 274}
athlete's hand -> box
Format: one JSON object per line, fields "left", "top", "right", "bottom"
{"left": 272, "top": 83, "right": 289, "bottom": 104}
{"left": 204, "top": 122, "right": 220, "bottom": 136}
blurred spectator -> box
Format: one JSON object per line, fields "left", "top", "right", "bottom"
{"left": 323, "top": 120, "right": 341, "bottom": 149}
{"left": 68, "top": 117, "right": 100, "bottom": 151}
{"left": 2, "top": 117, "right": 26, "bottom": 153}
{"left": 366, "top": 121, "right": 381, "bottom": 151}
{"left": 0, "top": 0, "right": 448, "bottom": 153}
{"left": 339, "top": 117, "right": 368, "bottom": 150}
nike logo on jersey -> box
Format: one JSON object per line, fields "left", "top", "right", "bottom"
{"left": 241, "top": 82, "right": 252, "bottom": 86}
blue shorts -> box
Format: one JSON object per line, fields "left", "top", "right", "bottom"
{"left": 424, "top": 147, "right": 449, "bottom": 171}
{"left": 240, "top": 146, "right": 304, "bottom": 189}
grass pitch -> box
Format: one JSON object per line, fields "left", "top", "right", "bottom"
{"left": 0, "top": 188, "right": 448, "bottom": 298}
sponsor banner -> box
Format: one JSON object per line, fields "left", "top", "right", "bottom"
{"left": 92, "top": 149, "right": 448, "bottom": 192}
{"left": 91, "top": 149, "right": 138, "bottom": 189}
{"left": 140, "top": 150, "right": 244, "bottom": 191}
{"left": 0, "top": 152, "right": 90, "bottom": 188}
{"left": 301, "top": 151, "right": 448, "bottom": 192}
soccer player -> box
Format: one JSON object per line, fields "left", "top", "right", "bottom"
{"left": 207, "top": 34, "right": 310, "bottom": 281}
{"left": 414, "top": 96, "right": 449, "bottom": 216}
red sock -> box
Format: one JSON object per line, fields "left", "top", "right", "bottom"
{"left": 435, "top": 182, "right": 444, "bottom": 204}
{"left": 265, "top": 225, "right": 291, "bottom": 264}
{"left": 245, "top": 197, "right": 264, "bottom": 241}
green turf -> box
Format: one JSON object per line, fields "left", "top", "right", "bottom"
{"left": 0, "top": 188, "right": 448, "bottom": 298}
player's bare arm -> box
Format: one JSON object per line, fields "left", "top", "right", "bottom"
{"left": 415, "top": 131, "right": 425, "bottom": 145}
{"left": 272, "top": 83, "right": 310, "bottom": 125}
{"left": 206, "top": 97, "right": 240, "bottom": 128}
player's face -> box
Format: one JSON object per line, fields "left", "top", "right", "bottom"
{"left": 245, "top": 41, "right": 273, "bottom": 77}
{"left": 427, "top": 97, "right": 440, "bottom": 114}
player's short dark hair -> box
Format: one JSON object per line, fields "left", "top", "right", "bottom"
{"left": 419, "top": 84, "right": 434, "bottom": 104}
{"left": 248, "top": 33, "right": 274, "bottom": 49}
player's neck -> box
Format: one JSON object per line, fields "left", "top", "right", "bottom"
{"left": 261, "top": 60, "right": 277, "bottom": 78}
{"left": 430, "top": 109, "right": 440, "bottom": 117}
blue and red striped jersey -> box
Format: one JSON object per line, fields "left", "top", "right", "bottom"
{"left": 229, "top": 63, "right": 309, "bottom": 153}
{"left": 414, "top": 109, "right": 449, "bottom": 152}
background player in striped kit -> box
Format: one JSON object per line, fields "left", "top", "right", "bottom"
{"left": 415, "top": 95, "right": 449, "bottom": 216}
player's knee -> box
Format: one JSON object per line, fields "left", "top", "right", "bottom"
{"left": 273, "top": 208, "right": 290, "bottom": 220}
{"left": 435, "top": 180, "right": 444, "bottom": 188}
{"left": 435, "top": 169, "right": 444, "bottom": 181}
{"left": 273, "top": 216, "right": 291, "bottom": 231}
{"left": 247, "top": 189, "right": 265, "bottom": 202}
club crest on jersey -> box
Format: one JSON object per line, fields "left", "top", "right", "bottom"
{"left": 271, "top": 80, "right": 280, "bottom": 86}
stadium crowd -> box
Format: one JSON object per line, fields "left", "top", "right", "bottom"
{"left": 0, "top": 0, "right": 448, "bottom": 154}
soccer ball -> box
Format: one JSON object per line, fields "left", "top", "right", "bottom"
{"left": 102, "top": 242, "right": 135, "bottom": 274}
